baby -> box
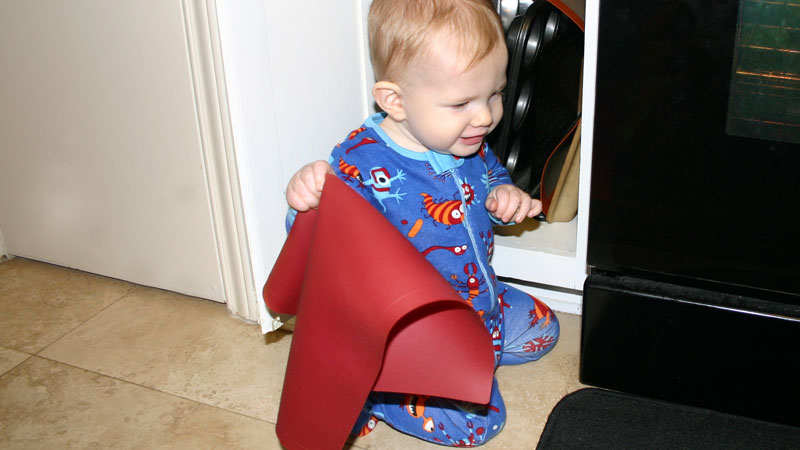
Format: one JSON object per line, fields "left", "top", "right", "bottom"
{"left": 286, "top": 0, "right": 559, "bottom": 446}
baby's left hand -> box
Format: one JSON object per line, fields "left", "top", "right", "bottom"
{"left": 486, "top": 184, "right": 542, "bottom": 223}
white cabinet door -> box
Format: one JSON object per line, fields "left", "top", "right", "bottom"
{"left": 0, "top": 0, "right": 225, "bottom": 302}
{"left": 214, "top": 0, "right": 372, "bottom": 328}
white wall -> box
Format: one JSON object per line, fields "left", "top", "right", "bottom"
{"left": 215, "top": 0, "right": 371, "bottom": 327}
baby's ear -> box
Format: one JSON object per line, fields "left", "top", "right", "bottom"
{"left": 372, "top": 81, "right": 406, "bottom": 121}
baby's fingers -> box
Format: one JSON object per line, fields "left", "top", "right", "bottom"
{"left": 308, "top": 160, "right": 333, "bottom": 191}
{"left": 287, "top": 163, "right": 328, "bottom": 211}
{"left": 286, "top": 178, "right": 319, "bottom": 211}
{"left": 493, "top": 190, "right": 512, "bottom": 221}
{"left": 513, "top": 194, "right": 532, "bottom": 223}
{"left": 527, "top": 199, "right": 543, "bottom": 218}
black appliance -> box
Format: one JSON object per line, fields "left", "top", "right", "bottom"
{"left": 581, "top": 0, "right": 800, "bottom": 427}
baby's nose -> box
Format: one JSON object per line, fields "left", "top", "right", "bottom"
{"left": 472, "top": 104, "right": 493, "bottom": 127}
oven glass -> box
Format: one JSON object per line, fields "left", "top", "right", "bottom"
{"left": 726, "top": 0, "right": 800, "bottom": 145}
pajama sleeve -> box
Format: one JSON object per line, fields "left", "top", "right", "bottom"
{"left": 483, "top": 144, "right": 514, "bottom": 191}
{"left": 482, "top": 144, "right": 529, "bottom": 226}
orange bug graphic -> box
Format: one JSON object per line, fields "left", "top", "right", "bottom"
{"left": 338, "top": 157, "right": 363, "bottom": 184}
{"left": 420, "top": 193, "right": 464, "bottom": 226}
{"left": 405, "top": 395, "right": 435, "bottom": 433}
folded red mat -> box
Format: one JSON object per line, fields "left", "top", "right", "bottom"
{"left": 264, "top": 174, "right": 495, "bottom": 450}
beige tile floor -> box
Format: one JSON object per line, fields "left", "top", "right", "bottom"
{"left": 0, "top": 257, "right": 586, "bottom": 449}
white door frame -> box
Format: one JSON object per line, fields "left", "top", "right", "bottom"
{"left": 183, "top": 0, "right": 258, "bottom": 321}
{"left": 0, "top": 226, "right": 7, "bottom": 259}
{"left": 208, "top": 0, "right": 374, "bottom": 328}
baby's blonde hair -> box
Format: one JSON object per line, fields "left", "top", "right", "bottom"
{"left": 368, "top": 0, "right": 505, "bottom": 83}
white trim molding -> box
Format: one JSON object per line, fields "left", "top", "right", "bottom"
{"left": 0, "top": 225, "right": 7, "bottom": 259}
{"left": 181, "top": 0, "right": 258, "bottom": 321}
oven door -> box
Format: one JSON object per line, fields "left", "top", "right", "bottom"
{"left": 589, "top": 0, "right": 800, "bottom": 304}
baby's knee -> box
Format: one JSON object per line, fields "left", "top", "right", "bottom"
{"left": 374, "top": 393, "right": 507, "bottom": 446}
{"left": 429, "top": 401, "right": 507, "bottom": 446}
{"left": 542, "top": 306, "right": 560, "bottom": 340}
{"left": 531, "top": 295, "right": 559, "bottom": 333}
{"left": 498, "top": 295, "right": 560, "bottom": 365}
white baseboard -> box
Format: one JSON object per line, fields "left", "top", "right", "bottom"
{"left": 499, "top": 277, "right": 583, "bottom": 316}
{"left": 0, "top": 225, "right": 7, "bottom": 259}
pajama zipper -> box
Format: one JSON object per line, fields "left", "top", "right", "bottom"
{"left": 451, "top": 168, "right": 496, "bottom": 309}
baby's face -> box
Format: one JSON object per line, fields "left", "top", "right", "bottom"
{"left": 397, "top": 39, "right": 508, "bottom": 157}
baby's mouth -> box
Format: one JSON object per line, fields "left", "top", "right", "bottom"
{"left": 460, "top": 134, "right": 486, "bottom": 146}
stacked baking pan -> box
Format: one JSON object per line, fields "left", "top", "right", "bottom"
{"left": 489, "top": 0, "right": 584, "bottom": 216}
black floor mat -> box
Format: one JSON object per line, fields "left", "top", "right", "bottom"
{"left": 536, "top": 388, "right": 800, "bottom": 450}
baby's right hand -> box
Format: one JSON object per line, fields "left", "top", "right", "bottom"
{"left": 286, "top": 160, "right": 333, "bottom": 211}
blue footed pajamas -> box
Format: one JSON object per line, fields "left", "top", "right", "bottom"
{"left": 289, "top": 113, "right": 560, "bottom": 447}
{"left": 355, "top": 284, "right": 559, "bottom": 446}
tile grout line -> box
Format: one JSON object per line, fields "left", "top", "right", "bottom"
{"left": 5, "top": 345, "right": 365, "bottom": 447}
{"left": 0, "top": 351, "right": 35, "bottom": 380}
{"left": 28, "top": 352, "right": 279, "bottom": 427}
{"left": 2, "top": 349, "right": 386, "bottom": 450}
{"left": 2, "top": 268, "right": 138, "bottom": 377}
{"left": 2, "top": 265, "right": 291, "bottom": 444}
{"left": 34, "top": 284, "right": 140, "bottom": 357}
{"left": 18, "top": 277, "right": 281, "bottom": 427}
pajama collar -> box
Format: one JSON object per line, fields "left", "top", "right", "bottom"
{"left": 365, "top": 113, "right": 466, "bottom": 175}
